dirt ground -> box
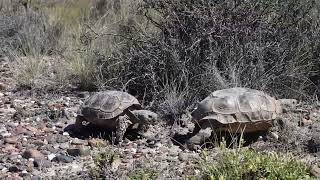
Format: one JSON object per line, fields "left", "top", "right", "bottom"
{"left": 0, "top": 57, "right": 319, "bottom": 179}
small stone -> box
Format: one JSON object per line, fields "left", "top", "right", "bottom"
{"left": 47, "top": 154, "right": 56, "bottom": 161}
{"left": 52, "top": 155, "right": 74, "bottom": 163}
{"left": 56, "top": 135, "right": 69, "bottom": 143}
{"left": 22, "top": 149, "right": 44, "bottom": 159}
{"left": 2, "top": 132, "right": 11, "bottom": 137}
{"left": 300, "top": 118, "right": 313, "bottom": 126}
{"left": 111, "top": 158, "right": 121, "bottom": 172}
{"left": 59, "top": 143, "right": 69, "bottom": 150}
{"left": 62, "top": 132, "right": 69, "bottom": 136}
{"left": 88, "top": 138, "right": 107, "bottom": 147}
{"left": 269, "top": 132, "right": 279, "bottom": 140}
{"left": 25, "top": 126, "right": 38, "bottom": 133}
{"left": 33, "top": 158, "right": 52, "bottom": 168}
{"left": 178, "top": 152, "right": 189, "bottom": 161}
{"left": 1, "top": 167, "right": 7, "bottom": 172}
{"left": 67, "top": 146, "right": 90, "bottom": 157}
{"left": 130, "top": 148, "right": 137, "bottom": 154}
{"left": 133, "top": 153, "right": 143, "bottom": 158}
{"left": 71, "top": 138, "right": 85, "bottom": 145}
{"left": 8, "top": 165, "right": 21, "bottom": 172}
{"left": 4, "top": 137, "right": 18, "bottom": 144}
{"left": 33, "top": 140, "right": 45, "bottom": 146}
{"left": 311, "top": 165, "right": 320, "bottom": 177}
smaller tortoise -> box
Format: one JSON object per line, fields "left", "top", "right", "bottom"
{"left": 75, "top": 91, "right": 158, "bottom": 144}
{"left": 186, "top": 87, "right": 283, "bottom": 146}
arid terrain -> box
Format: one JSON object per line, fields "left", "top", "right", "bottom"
{"left": 0, "top": 0, "right": 320, "bottom": 179}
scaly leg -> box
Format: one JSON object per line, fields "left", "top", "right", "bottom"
{"left": 115, "top": 115, "right": 130, "bottom": 146}
{"left": 186, "top": 121, "right": 213, "bottom": 150}
{"left": 74, "top": 116, "right": 86, "bottom": 133}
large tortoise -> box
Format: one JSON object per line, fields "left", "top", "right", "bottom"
{"left": 75, "top": 91, "right": 158, "bottom": 144}
{"left": 186, "top": 87, "right": 283, "bottom": 146}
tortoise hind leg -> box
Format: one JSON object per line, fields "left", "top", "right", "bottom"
{"left": 115, "top": 115, "right": 130, "bottom": 146}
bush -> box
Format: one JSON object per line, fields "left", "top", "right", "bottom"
{"left": 104, "top": 0, "right": 319, "bottom": 107}
{"left": 200, "top": 147, "right": 311, "bottom": 180}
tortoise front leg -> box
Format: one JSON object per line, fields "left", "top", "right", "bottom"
{"left": 115, "top": 115, "right": 130, "bottom": 146}
{"left": 186, "top": 121, "right": 213, "bottom": 150}
{"left": 74, "top": 116, "right": 86, "bottom": 132}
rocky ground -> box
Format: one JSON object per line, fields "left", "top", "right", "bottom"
{"left": 0, "top": 57, "right": 320, "bottom": 180}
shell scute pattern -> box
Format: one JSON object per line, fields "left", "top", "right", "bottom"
{"left": 79, "top": 91, "right": 141, "bottom": 120}
{"left": 193, "top": 88, "right": 280, "bottom": 125}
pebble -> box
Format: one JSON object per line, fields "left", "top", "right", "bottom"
{"left": 52, "top": 154, "right": 74, "bottom": 163}
{"left": 33, "top": 158, "right": 52, "bottom": 168}
{"left": 59, "top": 143, "right": 69, "bottom": 150}
{"left": 4, "top": 137, "right": 18, "bottom": 144}
{"left": 2, "top": 132, "right": 12, "bottom": 137}
{"left": 47, "top": 154, "right": 56, "bottom": 161}
{"left": 88, "top": 138, "right": 107, "bottom": 147}
{"left": 71, "top": 138, "right": 86, "bottom": 145}
{"left": 8, "top": 165, "right": 21, "bottom": 173}
{"left": 67, "top": 146, "right": 90, "bottom": 157}
{"left": 311, "top": 165, "right": 320, "bottom": 177}
{"left": 62, "top": 132, "right": 69, "bottom": 136}
{"left": 22, "top": 149, "right": 44, "bottom": 159}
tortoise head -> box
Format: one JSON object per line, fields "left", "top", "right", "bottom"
{"left": 132, "top": 110, "right": 158, "bottom": 125}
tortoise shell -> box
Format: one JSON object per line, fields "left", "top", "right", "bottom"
{"left": 78, "top": 91, "right": 141, "bottom": 120}
{"left": 191, "top": 88, "right": 282, "bottom": 132}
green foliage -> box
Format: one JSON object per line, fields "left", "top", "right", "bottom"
{"left": 129, "top": 168, "right": 158, "bottom": 180}
{"left": 89, "top": 150, "right": 120, "bottom": 179}
{"left": 200, "top": 148, "right": 311, "bottom": 180}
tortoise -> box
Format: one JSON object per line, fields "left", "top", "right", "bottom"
{"left": 75, "top": 91, "right": 158, "bottom": 144}
{"left": 186, "top": 87, "right": 283, "bottom": 146}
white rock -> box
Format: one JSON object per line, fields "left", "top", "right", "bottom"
{"left": 1, "top": 132, "right": 11, "bottom": 137}
{"left": 0, "top": 93, "right": 4, "bottom": 97}
{"left": 48, "top": 154, "right": 56, "bottom": 161}
{"left": 155, "top": 142, "right": 162, "bottom": 148}
{"left": 130, "top": 148, "right": 137, "bottom": 154}
{"left": 1, "top": 167, "right": 7, "bottom": 172}
{"left": 270, "top": 132, "right": 279, "bottom": 140}
{"left": 63, "top": 132, "right": 69, "bottom": 136}
{"left": 28, "top": 158, "right": 34, "bottom": 162}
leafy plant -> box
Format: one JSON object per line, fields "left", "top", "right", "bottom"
{"left": 199, "top": 147, "right": 311, "bottom": 180}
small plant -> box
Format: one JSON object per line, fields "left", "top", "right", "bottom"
{"left": 199, "top": 147, "right": 312, "bottom": 180}
{"left": 129, "top": 168, "right": 158, "bottom": 180}
{"left": 89, "top": 149, "right": 120, "bottom": 179}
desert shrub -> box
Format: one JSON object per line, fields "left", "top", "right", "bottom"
{"left": 103, "top": 0, "right": 320, "bottom": 108}
{"left": 10, "top": 55, "right": 71, "bottom": 91}
{"left": 200, "top": 148, "right": 311, "bottom": 180}
{"left": 0, "top": 6, "right": 64, "bottom": 57}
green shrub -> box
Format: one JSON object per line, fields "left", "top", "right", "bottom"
{"left": 200, "top": 148, "right": 311, "bottom": 180}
